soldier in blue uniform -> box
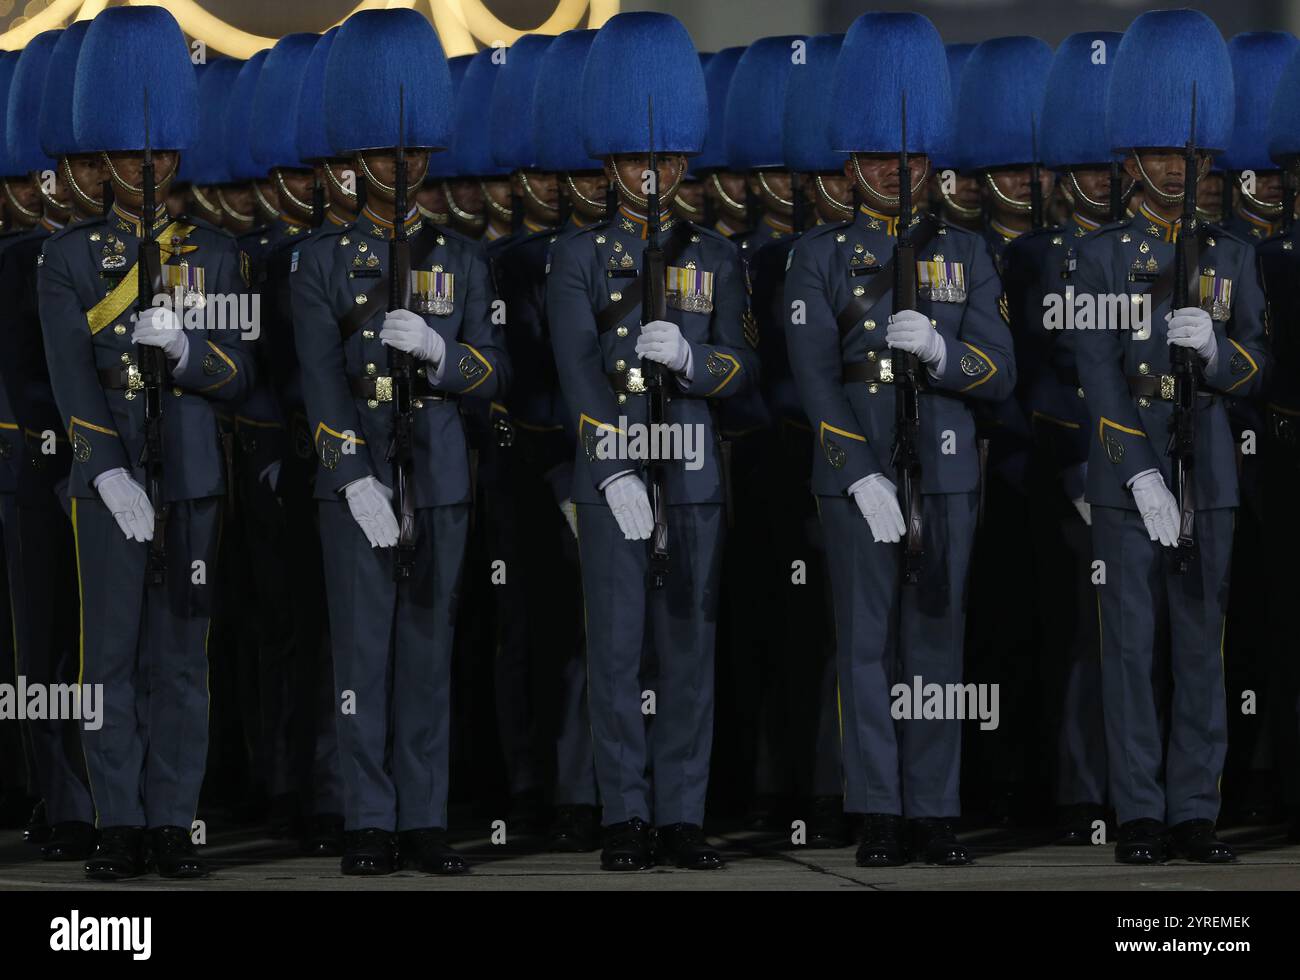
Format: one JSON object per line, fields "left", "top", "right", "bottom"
{"left": 1006, "top": 31, "right": 1123, "bottom": 841}
{"left": 0, "top": 25, "right": 96, "bottom": 861}
{"left": 786, "top": 12, "right": 1016, "bottom": 866}
{"left": 38, "top": 5, "right": 255, "bottom": 879}
{"left": 292, "top": 7, "right": 509, "bottom": 875}
{"left": 548, "top": 11, "right": 757, "bottom": 871}
{"left": 929, "top": 45, "right": 981, "bottom": 234}
{"left": 298, "top": 29, "right": 358, "bottom": 234}
{"left": 1071, "top": 9, "right": 1268, "bottom": 863}
{"left": 694, "top": 48, "right": 749, "bottom": 240}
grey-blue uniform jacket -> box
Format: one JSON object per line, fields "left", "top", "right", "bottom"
{"left": 290, "top": 214, "right": 509, "bottom": 507}
{"left": 38, "top": 210, "right": 255, "bottom": 501}
{"left": 784, "top": 206, "right": 1017, "bottom": 497}
{"left": 546, "top": 210, "right": 759, "bottom": 506}
{"left": 1069, "top": 207, "right": 1268, "bottom": 510}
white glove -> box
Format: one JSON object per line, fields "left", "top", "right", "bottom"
{"left": 1166, "top": 306, "right": 1216, "bottom": 363}
{"left": 343, "top": 475, "right": 399, "bottom": 549}
{"left": 95, "top": 469, "right": 155, "bottom": 542}
{"left": 850, "top": 473, "right": 906, "bottom": 544}
{"left": 1072, "top": 497, "right": 1092, "bottom": 526}
{"left": 132, "top": 306, "right": 188, "bottom": 362}
{"left": 1061, "top": 462, "right": 1090, "bottom": 525}
{"left": 260, "top": 460, "right": 281, "bottom": 493}
{"left": 603, "top": 473, "right": 653, "bottom": 541}
{"left": 380, "top": 308, "right": 446, "bottom": 365}
{"left": 635, "top": 319, "right": 690, "bottom": 373}
{"left": 1130, "top": 469, "right": 1180, "bottom": 547}
{"left": 885, "top": 309, "right": 945, "bottom": 365}
{"left": 559, "top": 498, "right": 578, "bottom": 539}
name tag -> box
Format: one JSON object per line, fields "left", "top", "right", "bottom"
{"left": 916, "top": 258, "right": 966, "bottom": 302}
{"left": 666, "top": 265, "right": 714, "bottom": 313}
{"left": 1199, "top": 272, "right": 1232, "bottom": 321}
{"left": 411, "top": 269, "right": 454, "bottom": 315}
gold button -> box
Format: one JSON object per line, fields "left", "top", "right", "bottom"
{"left": 596, "top": 235, "right": 606, "bottom": 244}
{"left": 366, "top": 363, "right": 377, "bottom": 376}
{"left": 615, "top": 359, "right": 627, "bottom": 371}
{"left": 1138, "top": 397, "right": 1151, "bottom": 408}
{"left": 836, "top": 233, "right": 846, "bottom": 242}
{"left": 616, "top": 326, "right": 628, "bottom": 338}
{"left": 416, "top": 366, "right": 426, "bottom": 378}
{"left": 173, "top": 387, "right": 182, "bottom": 397}
{"left": 358, "top": 242, "right": 368, "bottom": 252}
{"left": 367, "top": 399, "right": 379, "bottom": 409}
{"left": 863, "top": 319, "right": 876, "bottom": 331}
{"left": 617, "top": 393, "right": 627, "bottom": 405}
{"left": 867, "top": 383, "right": 879, "bottom": 394}
{"left": 853, "top": 286, "right": 865, "bottom": 297}
{"left": 610, "top": 290, "right": 622, "bottom": 302}
{"left": 362, "top": 329, "right": 375, "bottom": 339}
{"left": 930, "top": 318, "right": 937, "bottom": 326}
{"left": 854, "top": 243, "right": 864, "bottom": 253}
{"left": 114, "top": 324, "right": 126, "bottom": 336}
{"left": 120, "top": 352, "right": 131, "bottom": 363}
{"left": 356, "top": 294, "right": 368, "bottom": 305}
{"left": 1077, "top": 387, "right": 1086, "bottom": 399}
{"left": 867, "top": 351, "right": 877, "bottom": 362}
{"left": 1138, "top": 362, "right": 1149, "bottom": 375}
{"left": 413, "top": 398, "right": 424, "bottom": 409}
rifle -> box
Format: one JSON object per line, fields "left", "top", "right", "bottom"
{"left": 137, "top": 88, "right": 168, "bottom": 587}
{"left": 1168, "top": 82, "right": 1199, "bottom": 571}
{"left": 311, "top": 168, "right": 325, "bottom": 229}
{"left": 643, "top": 96, "right": 670, "bottom": 589}
{"left": 1029, "top": 116, "right": 1044, "bottom": 231}
{"left": 1109, "top": 159, "right": 1124, "bottom": 222}
{"left": 890, "top": 90, "right": 924, "bottom": 584}
{"left": 386, "top": 86, "right": 417, "bottom": 581}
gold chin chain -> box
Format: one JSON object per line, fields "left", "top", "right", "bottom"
{"left": 758, "top": 171, "right": 794, "bottom": 208}
{"left": 940, "top": 185, "right": 981, "bottom": 220}
{"left": 1131, "top": 152, "right": 1203, "bottom": 209}
{"left": 445, "top": 180, "right": 483, "bottom": 224}
{"left": 519, "top": 171, "right": 560, "bottom": 221}
{"left": 325, "top": 161, "right": 358, "bottom": 204}
{"left": 672, "top": 190, "right": 700, "bottom": 216}
{"left": 61, "top": 158, "right": 103, "bottom": 213}
{"left": 1236, "top": 172, "right": 1284, "bottom": 217}
{"left": 814, "top": 174, "right": 853, "bottom": 216}
{"left": 982, "top": 170, "right": 1032, "bottom": 212}
{"left": 357, "top": 153, "right": 430, "bottom": 200}
{"left": 216, "top": 187, "right": 253, "bottom": 224}
{"left": 852, "top": 153, "right": 928, "bottom": 210}
{"left": 709, "top": 171, "right": 746, "bottom": 214}
{"left": 190, "top": 184, "right": 222, "bottom": 220}
{"left": 3, "top": 178, "right": 41, "bottom": 221}
{"left": 274, "top": 168, "right": 315, "bottom": 217}
{"left": 252, "top": 180, "right": 282, "bottom": 220}
{"left": 612, "top": 164, "right": 683, "bottom": 213}
{"left": 565, "top": 173, "right": 607, "bottom": 214}
{"left": 481, "top": 179, "right": 513, "bottom": 220}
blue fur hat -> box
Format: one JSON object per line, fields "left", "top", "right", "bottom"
{"left": 226, "top": 51, "right": 269, "bottom": 182}
{"left": 325, "top": 8, "right": 452, "bottom": 154}
{"left": 175, "top": 61, "right": 207, "bottom": 184}
{"left": 490, "top": 34, "right": 553, "bottom": 170}
{"left": 931, "top": 43, "right": 974, "bottom": 171}
{"left": 1040, "top": 32, "right": 1124, "bottom": 170}
{"left": 1107, "top": 9, "right": 1233, "bottom": 153}
{"left": 296, "top": 28, "right": 337, "bottom": 162}
{"left": 73, "top": 6, "right": 197, "bottom": 152}
{"left": 534, "top": 30, "right": 600, "bottom": 173}
{"left": 830, "top": 13, "right": 951, "bottom": 156}
{"left": 725, "top": 36, "right": 806, "bottom": 170}
{"left": 7, "top": 30, "right": 60, "bottom": 175}
{"left": 0, "top": 53, "right": 20, "bottom": 177}
{"left": 252, "top": 33, "right": 319, "bottom": 172}
{"left": 426, "top": 54, "right": 472, "bottom": 179}
{"left": 1267, "top": 47, "right": 1300, "bottom": 162}
{"left": 184, "top": 58, "right": 242, "bottom": 186}
{"left": 691, "top": 45, "right": 742, "bottom": 174}
{"left": 1222, "top": 32, "right": 1298, "bottom": 171}
{"left": 39, "top": 20, "right": 91, "bottom": 159}
{"left": 581, "top": 12, "right": 707, "bottom": 158}
{"left": 782, "top": 34, "right": 845, "bottom": 174}
{"left": 452, "top": 49, "right": 509, "bottom": 177}
{"left": 953, "top": 36, "right": 1052, "bottom": 170}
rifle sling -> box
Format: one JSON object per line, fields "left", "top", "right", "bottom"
{"left": 338, "top": 227, "right": 439, "bottom": 342}
{"left": 834, "top": 217, "right": 940, "bottom": 339}
{"left": 595, "top": 222, "right": 695, "bottom": 337}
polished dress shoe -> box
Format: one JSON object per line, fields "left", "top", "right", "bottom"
{"left": 856, "top": 813, "right": 907, "bottom": 867}
{"left": 25, "top": 800, "right": 52, "bottom": 844}
{"left": 301, "top": 814, "right": 345, "bottom": 856}
{"left": 909, "top": 818, "right": 971, "bottom": 866}
{"left": 549, "top": 805, "right": 598, "bottom": 853}
{"left": 85, "top": 826, "right": 145, "bottom": 881}
{"left": 151, "top": 826, "right": 210, "bottom": 878}
{"left": 807, "top": 796, "right": 848, "bottom": 849}
{"left": 43, "top": 821, "right": 96, "bottom": 861}
{"left": 1056, "top": 803, "right": 1105, "bottom": 845}
{"left": 600, "top": 818, "right": 653, "bottom": 871}
{"left": 341, "top": 828, "right": 396, "bottom": 875}
{"left": 655, "top": 823, "right": 724, "bottom": 870}
{"left": 1168, "top": 820, "right": 1235, "bottom": 863}
{"left": 398, "top": 828, "right": 468, "bottom": 875}
{"left": 1115, "top": 819, "right": 1168, "bottom": 864}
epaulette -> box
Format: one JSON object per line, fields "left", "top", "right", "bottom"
{"left": 687, "top": 222, "right": 738, "bottom": 248}
{"left": 1086, "top": 217, "right": 1134, "bottom": 237}
{"left": 46, "top": 215, "right": 105, "bottom": 244}
{"left": 177, "top": 213, "right": 235, "bottom": 241}
{"left": 1202, "top": 222, "right": 1251, "bottom": 248}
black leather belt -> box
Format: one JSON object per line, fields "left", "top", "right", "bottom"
{"left": 98, "top": 365, "right": 170, "bottom": 391}
{"left": 1127, "top": 375, "right": 1214, "bottom": 402}
{"left": 842, "top": 357, "right": 900, "bottom": 385}
{"left": 607, "top": 368, "right": 648, "bottom": 395}
{"left": 348, "top": 374, "right": 450, "bottom": 403}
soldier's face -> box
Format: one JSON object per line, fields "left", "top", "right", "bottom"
{"left": 706, "top": 170, "right": 749, "bottom": 220}
{"left": 276, "top": 167, "right": 316, "bottom": 221}
{"left": 847, "top": 153, "right": 930, "bottom": 214}
{"left": 606, "top": 153, "right": 686, "bottom": 208}
{"left": 1070, "top": 166, "right": 1113, "bottom": 209}
{"left": 65, "top": 153, "right": 105, "bottom": 205}
{"left": 481, "top": 176, "right": 513, "bottom": 213}
{"left": 747, "top": 169, "right": 793, "bottom": 216}
{"left": 1124, "top": 149, "right": 1210, "bottom": 216}
{"left": 1239, "top": 169, "right": 1283, "bottom": 207}
{"left": 417, "top": 180, "right": 449, "bottom": 218}
{"left": 567, "top": 170, "right": 609, "bottom": 220}
{"left": 516, "top": 169, "right": 560, "bottom": 221}
{"left": 358, "top": 148, "right": 431, "bottom": 203}
{"left": 40, "top": 167, "right": 73, "bottom": 211}
{"left": 105, "top": 150, "right": 179, "bottom": 207}
{"left": 4, "top": 175, "right": 39, "bottom": 223}
{"left": 982, "top": 166, "right": 1054, "bottom": 220}
{"left": 219, "top": 182, "right": 256, "bottom": 231}
{"left": 1198, "top": 171, "right": 1224, "bottom": 213}
{"left": 674, "top": 178, "right": 705, "bottom": 218}
{"left": 448, "top": 177, "right": 485, "bottom": 217}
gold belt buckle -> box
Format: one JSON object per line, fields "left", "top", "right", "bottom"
{"left": 123, "top": 363, "right": 143, "bottom": 400}
{"left": 373, "top": 376, "right": 394, "bottom": 402}
{"left": 878, "top": 357, "right": 894, "bottom": 384}
{"left": 625, "top": 367, "right": 645, "bottom": 394}
{"left": 1159, "top": 374, "right": 1175, "bottom": 401}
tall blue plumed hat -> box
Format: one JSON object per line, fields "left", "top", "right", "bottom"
{"left": 1267, "top": 47, "right": 1300, "bottom": 163}
{"left": 252, "top": 33, "right": 318, "bottom": 172}
{"left": 7, "top": 30, "right": 60, "bottom": 176}
{"left": 489, "top": 34, "right": 553, "bottom": 170}
{"left": 1107, "top": 9, "right": 1233, "bottom": 154}
{"left": 932, "top": 43, "right": 975, "bottom": 171}
{"left": 185, "top": 58, "right": 242, "bottom": 186}
{"left": 533, "top": 30, "right": 600, "bottom": 173}
{"left": 581, "top": 12, "right": 706, "bottom": 158}
{"left": 426, "top": 54, "right": 472, "bottom": 179}
{"left": 691, "top": 45, "right": 742, "bottom": 174}
{"left": 0, "top": 52, "right": 20, "bottom": 177}
{"left": 1221, "top": 32, "right": 1298, "bottom": 171}
{"left": 725, "top": 36, "right": 805, "bottom": 170}
{"left": 175, "top": 61, "right": 207, "bottom": 184}
{"left": 226, "top": 50, "right": 269, "bottom": 182}
{"left": 782, "top": 34, "right": 845, "bottom": 174}
{"left": 73, "top": 5, "right": 197, "bottom": 152}
{"left": 325, "top": 8, "right": 452, "bottom": 154}
{"left": 452, "top": 48, "right": 509, "bottom": 177}
{"left": 296, "top": 28, "right": 337, "bottom": 162}
{"left": 953, "top": 36, "right": 1052, "bottom": 170}
{"left": 1040, "top": 32, "right": 1124, "bottom": 170}
{"left": 830, "top": 13, "right": 951, "bottom": 156}
{"left": 39, "top": 19, "right": 91, "bottom": 159}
